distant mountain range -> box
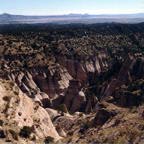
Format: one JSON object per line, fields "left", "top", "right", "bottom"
{"left": 0, "top": 13, "right": 144, "bottom": 24}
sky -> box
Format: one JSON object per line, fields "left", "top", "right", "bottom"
{"left": 0, "top": 0, "right": 144, "bottom": 15}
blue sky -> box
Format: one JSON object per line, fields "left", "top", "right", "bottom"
{"left": 0, "top": 0, "right": 144, "bottom": 15}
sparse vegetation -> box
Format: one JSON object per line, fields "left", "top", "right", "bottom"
{"left": 44, "top": 136, "right": 54, "bottom": 144}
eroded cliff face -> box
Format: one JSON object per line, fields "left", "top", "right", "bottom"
{"left": 101, "top": 54, "right": 135, "bottom": 100}
{"left": 0, "top": 43, "right": 110, "bottom": 113}
{"left": 2, "top": 63, "right": 89, "bottom": 113}
{"left": 1, "top": 32, "right": 144, "bottom": 114}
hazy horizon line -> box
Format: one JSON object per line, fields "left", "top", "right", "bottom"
{"left": 1, "top": 12, "right": 144, "bottom": 16}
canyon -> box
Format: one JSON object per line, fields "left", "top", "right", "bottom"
{"left": 0, "top": 23, "right": 144, "bottom": 143}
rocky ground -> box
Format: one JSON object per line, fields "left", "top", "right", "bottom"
{"left": 0, "top": 23, "right": 144, "bottom": 143}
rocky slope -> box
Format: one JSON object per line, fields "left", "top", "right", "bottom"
{"left": 0, "top": 79, "right": 61, "bottom": 143}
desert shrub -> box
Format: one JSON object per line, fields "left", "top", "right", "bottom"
{"left": 0, "top": 129, "right": 5, "bottom": 138}
{"left": 44, "top": 136, "right": 54, "bottom": 144}
{"left": 3, "top": 96, "right": 11, "bottom": 102}
{"left": 19, "top": 126, "right": 33, "bottom": 138}
{"left": 0, "top": 120, "right": 4, "bottom": 126}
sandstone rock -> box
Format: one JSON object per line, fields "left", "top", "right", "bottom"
{"left": 4, "top": 66, "right": 72, "bottom": 110}
{"left": 56, "top": 125, "right": 67, "bottom": 137}
{"left": 64, "top": 80, "right": 86, "bottom": 113}
{"left": 53, "top": 115, "right": 75, "bottom": 132}
{"left": 46, "top": 108, "right": 60, "bottom": 121}
{"left": 64, "top": 80, "right": 80, "bottom": 110}
{"left": 58, "top": 58, "right": 87, "bottom": 82}
{"left": 0, "top": 79, "right": 61, "bottom": 142}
